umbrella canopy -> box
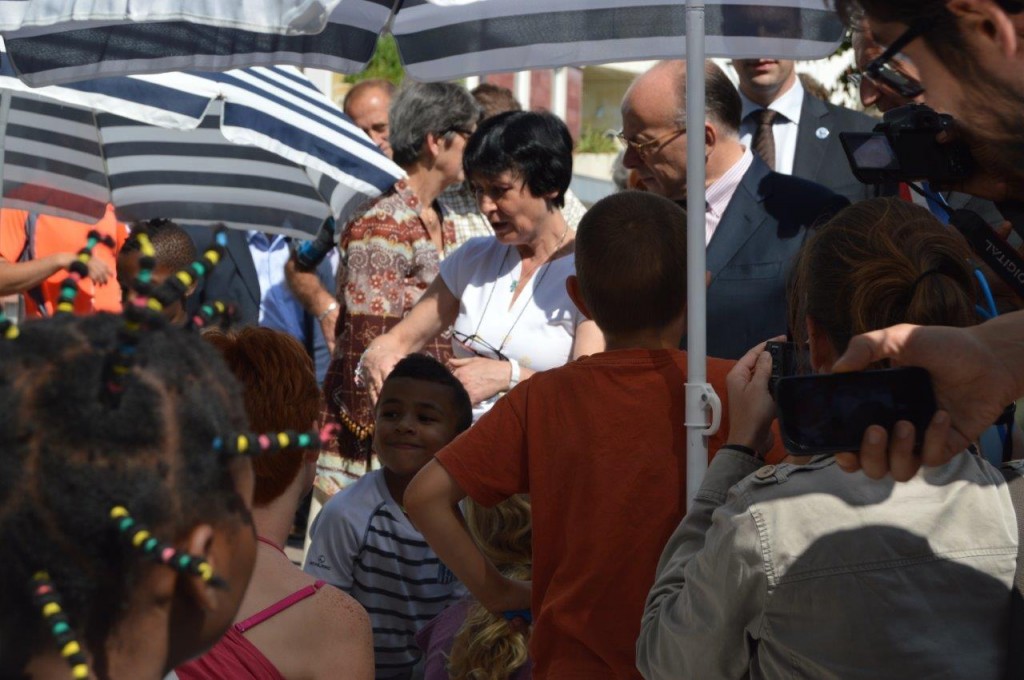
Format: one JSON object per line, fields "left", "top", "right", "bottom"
{"left": 0, "top": 53, "right": 404, "bottom": 236}
{"left": 0, "top": 0, "right": 336, "bottom": 34}
{"left": 1, "top": 1, "right": 845, "bottom": 85}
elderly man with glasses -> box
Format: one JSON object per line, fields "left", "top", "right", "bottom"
{"left": 619, "top": 59, "right": 847, "bottom": 359}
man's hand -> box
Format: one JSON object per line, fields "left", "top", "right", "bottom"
{"left": 724, "top": 340, "right": 779, "bottom": 456}
{"left": 831, "top": 321, "right": 1022, "bottom": 480}
{"left": 285, "top": 255, "right": 339, "bottom": 355}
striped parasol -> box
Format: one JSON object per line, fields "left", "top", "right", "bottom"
{"left": 0, "top": 51, "right": 404, "bottom": 236}
{"left": 1, "top": 1, "right": 844, "bottom": 85}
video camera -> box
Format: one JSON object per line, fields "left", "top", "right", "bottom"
{"left": 841, "top": 104, "right": 1024, "bottom": 302}
{"left": 840, "top": 104, "right": 974, "bottom": 185}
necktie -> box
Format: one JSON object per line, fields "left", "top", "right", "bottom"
{"left": 751, "top": 109, "right": 779, "bottom": 171}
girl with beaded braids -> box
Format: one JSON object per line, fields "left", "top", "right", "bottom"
{"left": 0, "top": 312, "right": 258, "bottom": 680}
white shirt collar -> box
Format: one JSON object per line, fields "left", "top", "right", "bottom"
{"left": 740, "top": 75, "right": 805, "bottom": 124}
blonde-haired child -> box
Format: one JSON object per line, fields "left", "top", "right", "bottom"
{"left": 417, "top": 495, "right": 533, "bottom": 680}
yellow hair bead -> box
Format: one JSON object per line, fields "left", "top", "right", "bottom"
{"left": 61, "top": 641, "right": 81, "bottom": 657}
{"left": 146, "top": 298, "right": 164, "bottom": 312}
{"left": 43, "top": 602, "right": 61, "bottom": 617}
{"left": 277, "top": 433, "right": 289, "bottom": 448}
{"left": 5, "top": 325, "right": 20, "bottom": 339}
{"left": 110, "top": 506, "right": 129, "bottom": 519}
{"left": 33, "top": 570, "right": 50, "bottom": 581}
{"left": 197, "top": 562, "right": 213, "bottom": 581}
{"left": 72, "top": 664, "right": 89, "bottom": 679}
{"left": 207, "top": 251, "right": 222, "bottom": 265}
{"left": 76, "top": 253, "right": 90, "bottom": 263}
{"left": 237, "top": 435, "right": 249, "bottom": 453}
{"left": 131, "top": 530, "right": 151, "bottom": 547}
{"left": 175, "top": 271, "right": 194, "bottom": 287}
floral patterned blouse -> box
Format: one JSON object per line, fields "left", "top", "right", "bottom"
{"left": 319, "top": 180, "right": 457, "bottom": 490}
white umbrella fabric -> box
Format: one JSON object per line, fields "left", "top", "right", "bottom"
{"left": 2, "top": 1, "right": 843, "bottom": 85}
{"left": 0, "top": 0, "right": 336, "bottom": 34}
{"left": 0, "top": 54, "right": 404, "bottom": 236}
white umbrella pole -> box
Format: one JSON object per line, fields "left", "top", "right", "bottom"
{"left": 684, "top": 0, "right": 718, "bottom": 507}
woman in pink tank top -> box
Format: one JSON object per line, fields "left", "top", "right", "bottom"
{"left": 178, "top": 329, "right": 373, "bottom": 680}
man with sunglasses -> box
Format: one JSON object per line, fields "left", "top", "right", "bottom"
{"left": 732, "top": 58, "right": 884, "bottom": 203}
{"left": 620, "top": 60, "right": 847, "bottom": 359}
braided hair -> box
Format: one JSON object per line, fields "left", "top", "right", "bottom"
{"left": 0, "top": 312, "right": 251, "bottom": 678}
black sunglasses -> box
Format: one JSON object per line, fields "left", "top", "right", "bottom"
{"left": 865, "top": 18, "right": 932, "bottom": 99}
{"left": 451, "top": 329, "right": 509, "bottom": 362}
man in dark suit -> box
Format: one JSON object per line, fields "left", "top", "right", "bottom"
{"left": 621, "top": 60, "right": 847, "bottom": 359}
{"left": 184, "top": 226, "right": 337, "bottom": 381}
{"left": 732, "top": 59, "right": 883, "bottom": 204}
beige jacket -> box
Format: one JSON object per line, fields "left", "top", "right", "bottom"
{"left": 637, "top": 448, "right": 1018, "bottom": 680}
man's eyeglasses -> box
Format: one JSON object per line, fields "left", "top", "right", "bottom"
{"left": 451, "top": 329, "right": 509, "bottom": 362}
{"left": 849, "top": 62, "right": 920, "bottom": 100}
{"left": 865, "top": 19, "right": 932, "bottom": 99}
{"left": 616, "top": 127, "right": 686, "bottom": 161}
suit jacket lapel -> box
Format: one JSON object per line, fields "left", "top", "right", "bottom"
{"left": 226, "top": 230, "right": 261, "bottom": 308}
{"left": 707, "top": 158, "right": 772, "bottom": 278}
{"left": 792, "top": 92, "right": 829, "bottom": 180}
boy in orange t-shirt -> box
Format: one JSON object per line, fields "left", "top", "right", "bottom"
{"left": 406, "top": 192, "right": 779, "bottom": 679}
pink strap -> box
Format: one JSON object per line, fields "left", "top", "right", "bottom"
{"left": 234, "top": 580, "right": 327, "bottom": 633}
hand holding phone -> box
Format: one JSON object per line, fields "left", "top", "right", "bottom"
{"left": 724, "top": 342, "right": 780, "bottom": 456}
{"left": 775, "top": 367, "right": 937, "bottom": 456}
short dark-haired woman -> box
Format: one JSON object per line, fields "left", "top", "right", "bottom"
{"left": 362, "top": 111, "right": 603, "bottom": 418}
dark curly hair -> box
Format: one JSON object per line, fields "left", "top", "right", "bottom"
{"left": 462, "top": 110, "right": 573, "bottom": 209}
{"left": 0, "top": 313, "right": 251, "bottom": 678}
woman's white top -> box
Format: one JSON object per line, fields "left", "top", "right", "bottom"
{"left": 439, "top": 236, "right": 586, "bottom": 421}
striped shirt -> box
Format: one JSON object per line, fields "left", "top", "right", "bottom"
{"left": 305, "top": 470, "right": 463, "bottom": 679}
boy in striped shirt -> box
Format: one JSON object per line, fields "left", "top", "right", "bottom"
{"left": 305, "top": 354, "right": 471, "bottom": 679}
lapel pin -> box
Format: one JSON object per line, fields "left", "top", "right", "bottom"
{"left": 816, "top": 127, "right": 830, "bottom": 140}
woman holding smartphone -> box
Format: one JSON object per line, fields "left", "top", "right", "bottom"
{"left": 637, "top": 198, "right": 1018, "bottom": 680}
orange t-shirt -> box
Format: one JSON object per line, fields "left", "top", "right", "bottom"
{"left": 0, "top": 207, "right": 127, "bottom": 315}
{"left": 436, "top": 348, "right": 783, "bottom": 679}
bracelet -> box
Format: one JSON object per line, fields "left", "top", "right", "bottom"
{"left": 507, "top": 358, "right": 521, "bottom": 390}
{"left": 317, "top": 301, "right": 339, "bottom": 322}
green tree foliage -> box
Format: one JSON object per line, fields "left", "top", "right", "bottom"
{"left": 344, "top": 35, "right": 405, "bottom": 85}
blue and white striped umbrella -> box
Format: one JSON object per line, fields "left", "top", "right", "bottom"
{"left": 1, "top": 0, "right": 844, "bottom": 85}
{"left": 0, "top": 53, "right": 404, "bottom": 236}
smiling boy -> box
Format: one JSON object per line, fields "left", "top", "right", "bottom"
{"left": 305, "top": 354, "right": 472, "bottom": 679}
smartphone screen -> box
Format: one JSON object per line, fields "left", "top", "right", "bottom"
{"left": 775, "top": 367, "right": 937, "bottom": 455}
